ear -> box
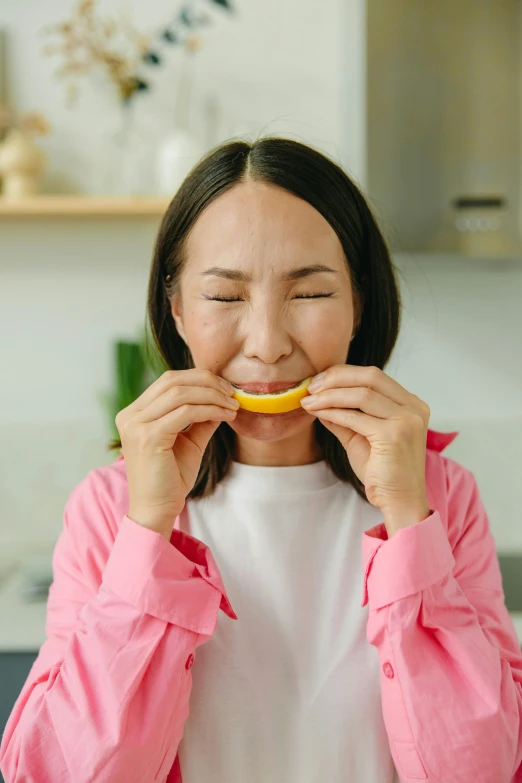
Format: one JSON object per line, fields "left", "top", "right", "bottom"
{"left": 170, "top": 295, "right": 188, "bottom": 344}
{"left": 353, "top": 288, "right": 365, "bottom": 333}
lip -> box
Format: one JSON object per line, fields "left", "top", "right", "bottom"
{"left": 228, "top": 380, "right": 304, "bottom": 394}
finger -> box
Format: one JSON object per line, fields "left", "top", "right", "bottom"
{"left": 175, "top": 418, "right": 230, "bottom": 455}
{"left": 305, "top": 407, "right": 382, "bottom": 439}
{"left": 126, "top": 369, "right": 233, "bottom": 412}
{"left": 149, "top": 403, "right": 237, "bottom": 438}
{"left": 302, "top": 386, "right": 401, "bottom": 420}
{"left": 318, "top": 418, "right": 359, "bottom": 449}
{"left": 314, "top": 365, "right": 414, "bottom": 408}
{"left": 137, "top": 384, "right": 239, "bottom": 424}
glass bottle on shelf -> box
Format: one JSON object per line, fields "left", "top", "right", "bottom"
{"left": 155, "top": 51, "right": 204, "bottom": 196}
{"left": 92, "top": 97, "right": 153, "bottom": 196}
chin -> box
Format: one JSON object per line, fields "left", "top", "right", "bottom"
{"left": 225, "top": 405, "right": 312, "bottom": 441}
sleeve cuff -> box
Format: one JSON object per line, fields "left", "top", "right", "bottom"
{"left": 361, "top": 510, "right": 456, "bottom": 609}
{"left": 102, "top": 515, "right": 237, "bottom": 634}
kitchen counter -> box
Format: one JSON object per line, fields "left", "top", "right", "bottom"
{"left": 0, "top": 562, "right": 521, "bottom": 652}
{"left": 0, "top": 563, "right": 50, "bottom": 652}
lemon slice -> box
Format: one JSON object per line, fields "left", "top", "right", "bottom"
{"left": 230, "top": 377, "right": 314, "bottom": 414}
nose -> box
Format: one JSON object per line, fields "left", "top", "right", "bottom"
{"left": 241, "top": 300, "right": 294, "bottom": 364}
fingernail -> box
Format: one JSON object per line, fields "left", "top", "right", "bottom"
{"left": 220, "top": 379, "right": 235, "bottom": 394}
{"left": 308, "top": 372, "right": 326, "bottom": 392}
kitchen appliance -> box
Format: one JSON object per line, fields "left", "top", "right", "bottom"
{"left": 367, "top": 0, "right": 522, "bottom": 257}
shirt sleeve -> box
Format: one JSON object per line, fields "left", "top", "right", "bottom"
{"left": 360, "top": 463, "right": 522, "bottom": 783}
{"left": 0, "top": 471, "right": 236, "bottom": 783}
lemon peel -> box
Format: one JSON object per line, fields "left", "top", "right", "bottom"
{"left": 230, "top": 377, "right": 314, "bottom": 414}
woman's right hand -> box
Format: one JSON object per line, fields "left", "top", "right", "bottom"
{"left": 115, "top": 369, "right": 239, "bottom": 539}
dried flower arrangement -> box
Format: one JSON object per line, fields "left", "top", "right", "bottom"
{"left": 41, "top": 0, "right": 234, "bottom": 105}
{"left": 0, "top": 104, "right": 51, "bottom": 138}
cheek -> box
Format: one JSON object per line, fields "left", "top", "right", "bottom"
{"left": 182, "top": 302, "right": 353, "bottom": 358}
{"left": 297, "top": 305, "right": 352, "bottom": 352}
{"left": 183, "top": 312, "right": 235, "bottom": 360}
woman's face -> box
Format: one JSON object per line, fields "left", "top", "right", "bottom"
{"left": 170, "top": 180, "right": 359, "bottom": 463}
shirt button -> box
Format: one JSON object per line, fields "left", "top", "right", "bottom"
{"left": 185, "top": 653, "right": 195, "bottom": 670}
{"left": 383, "top": 661, "right": 394, "bottom": 679}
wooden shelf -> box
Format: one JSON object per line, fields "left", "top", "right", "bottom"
{"left": 0, "top": 195, "right": 171, "bottom": 217}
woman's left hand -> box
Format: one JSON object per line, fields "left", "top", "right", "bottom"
{"left": 301, "top": 365, "right": 432, "bottom": 536}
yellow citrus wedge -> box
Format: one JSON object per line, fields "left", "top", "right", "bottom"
{"left": 230, "top": 377, "right": 314, "bottom": 414}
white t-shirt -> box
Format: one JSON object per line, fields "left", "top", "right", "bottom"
{"left": 177, "top": 458, "right": 400, "bottom": 783}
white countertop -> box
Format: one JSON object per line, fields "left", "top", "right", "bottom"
{"left": 0, "top": 562, "right": 521, "bottom": 653}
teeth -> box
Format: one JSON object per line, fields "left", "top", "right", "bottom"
{"left": 236, "top": 384, "right": 299, "bottom": 396}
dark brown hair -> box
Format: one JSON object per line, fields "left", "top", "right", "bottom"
{"left": 109, "top": 136, "right": 402, "bottom": 503}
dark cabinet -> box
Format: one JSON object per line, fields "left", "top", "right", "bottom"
{"left": 0, "top": 653, "right": 38, "bottom": 783}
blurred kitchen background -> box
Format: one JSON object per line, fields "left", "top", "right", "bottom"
{"left": 1, "top": 0, "right": 522, "bottom": 767}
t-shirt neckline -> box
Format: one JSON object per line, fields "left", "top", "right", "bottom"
{"left": 222, "top": 458, "right": 339, "bottom": 495}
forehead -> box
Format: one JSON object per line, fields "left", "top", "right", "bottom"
{"left": 183, "top": 180, "right": 347, "bottom": 274}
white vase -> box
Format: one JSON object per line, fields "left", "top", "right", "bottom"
{"left": 92, "top": 99, "right": 152, "bottom": 196}
{"left": 155, "top": 51, "right": 204, "bottom": 196}
{"left": 156, "top": 128, "right": 204, "bottom": 196}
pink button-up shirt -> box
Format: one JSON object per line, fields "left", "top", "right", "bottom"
{"left": 1, "top": 429, "right": 521, "bottom": 783}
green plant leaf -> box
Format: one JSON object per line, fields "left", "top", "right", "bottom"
{"left": 101, "top": 325, "right": 170, "bottom": 444}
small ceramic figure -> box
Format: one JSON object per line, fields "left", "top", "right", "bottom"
{"left": 0, "top": 127, "right": 48, "bottom": 198}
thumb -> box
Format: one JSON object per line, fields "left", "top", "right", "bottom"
{"left": 178, "top": 418, "right": 224, "bottom": 454}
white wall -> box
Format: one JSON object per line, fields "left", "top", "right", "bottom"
{"left": 1, "top": 0, "right": 358, "bottom": 192}
{"left": 390, "top": 253, "right": 522, "bottom": 555}
{"left": 0, "top": 0, "right": 363, "bottom": 561}
{"left": 1, "top": 0, "right": 522, "bottom": 563}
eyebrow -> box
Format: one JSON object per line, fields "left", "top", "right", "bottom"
{"left": 199, "top": 264, "right": 341, "bottom": 282}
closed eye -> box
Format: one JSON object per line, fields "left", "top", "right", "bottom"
{"left": 204, "top": 293, "right": 335, "bottom": 302}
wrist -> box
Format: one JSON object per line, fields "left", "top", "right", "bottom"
{"left": 382, "top": 501, "right": 431, "bottom": 536}
{"left": 127, "top": 510, "right": 177, "bottom": 541}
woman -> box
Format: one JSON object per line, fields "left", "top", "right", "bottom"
{"left": 1, "top": 138, "right": 521, "bottom": 783}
